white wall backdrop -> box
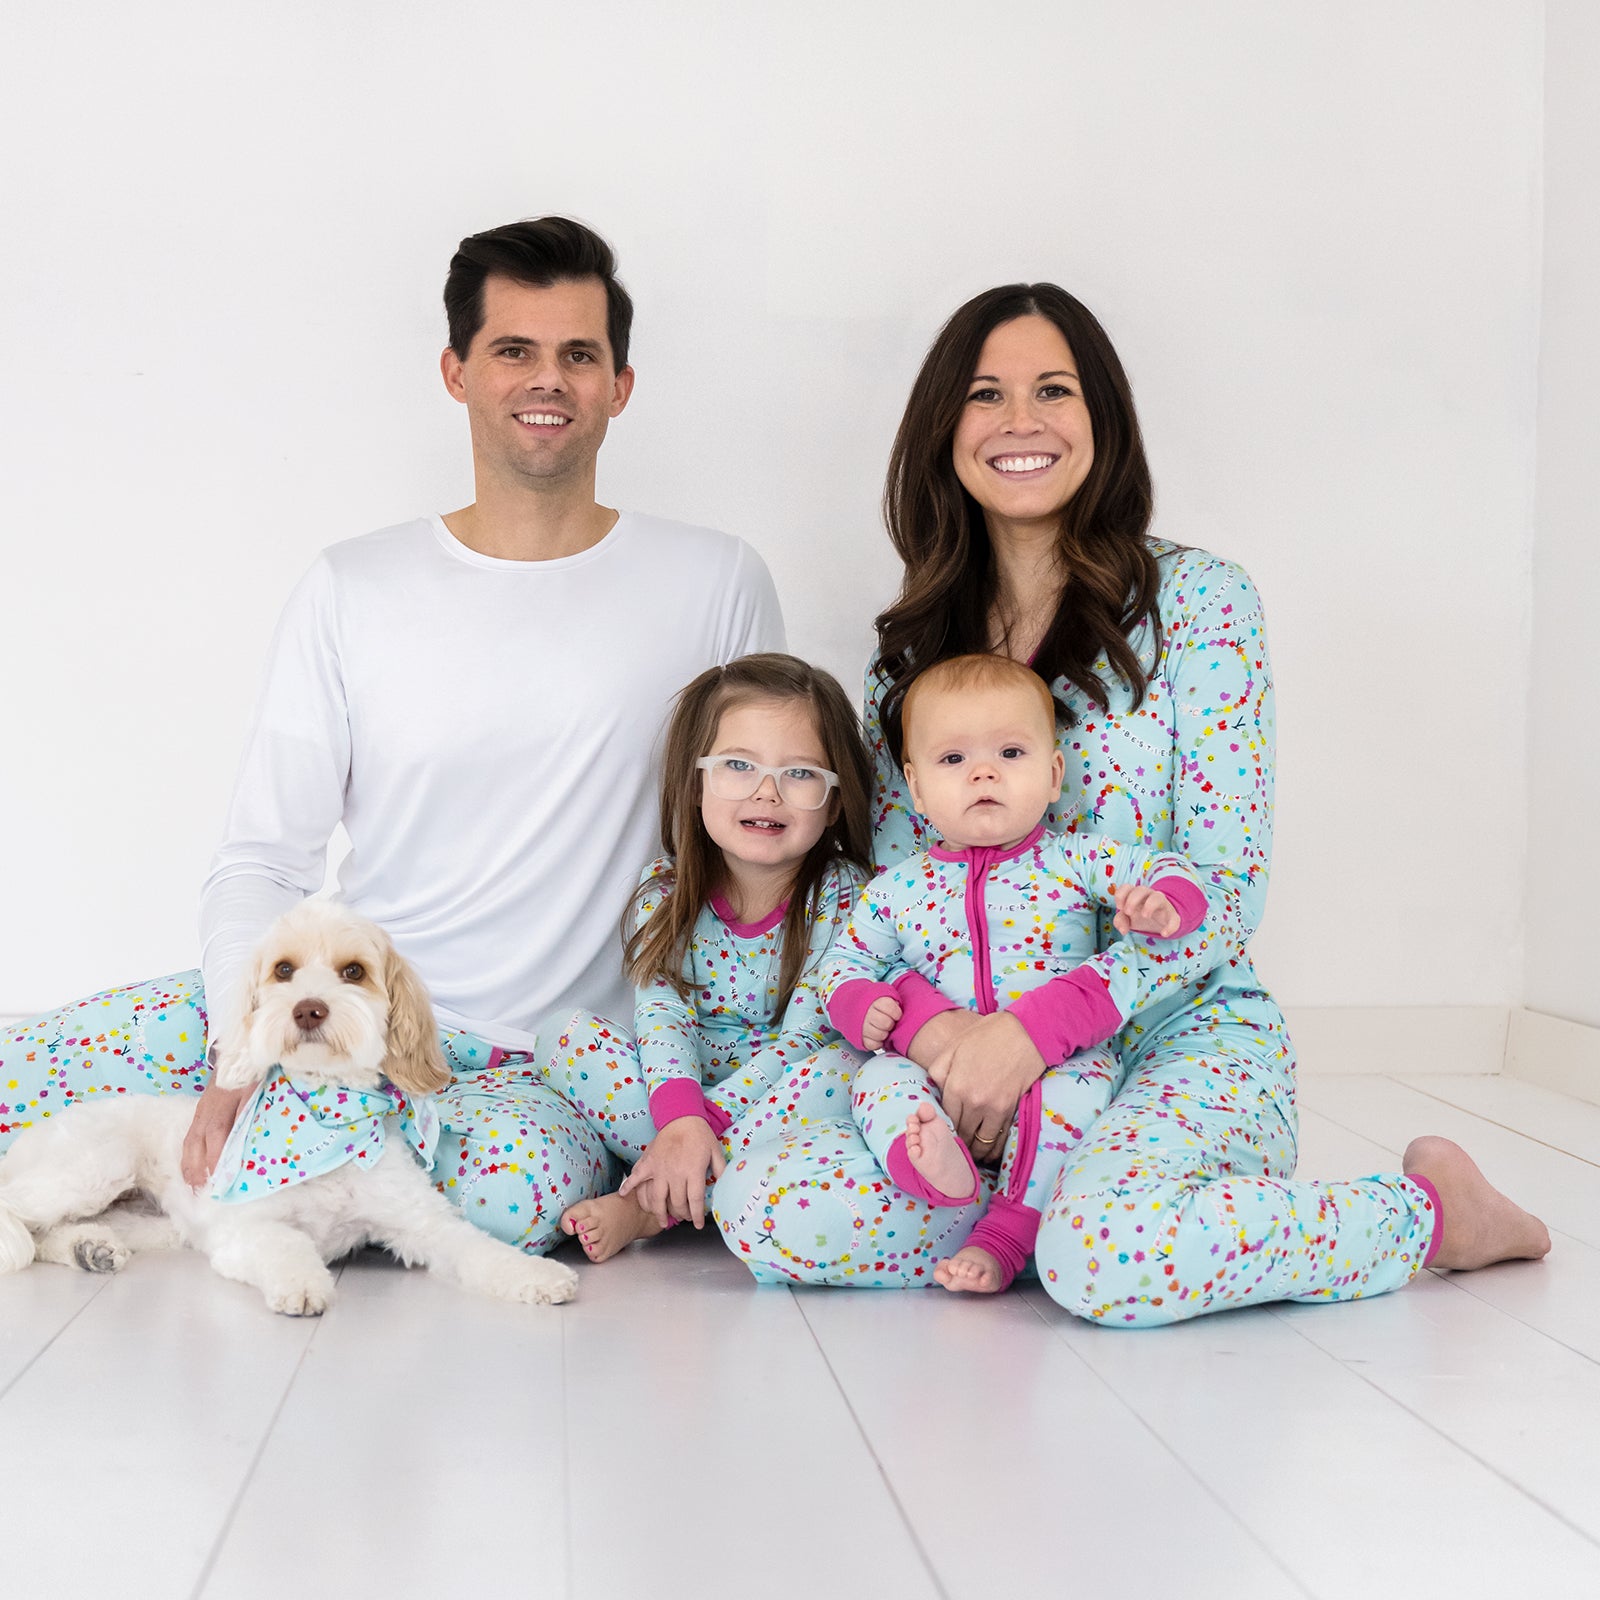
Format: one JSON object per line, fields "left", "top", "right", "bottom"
{"left": 1527, "top": 0, "right": 1600, "bottom": 1030}
{"left": 0, "top": 1, "right": 1547, "bottom": 1017}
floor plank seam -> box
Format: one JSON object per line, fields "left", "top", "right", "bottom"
{"left": 1387, "top": 1079, "right": 1600, "bottom": 1170}
{"left": 0, "top": 1276, "right": 110, "bottom": 1403}
{"left": 1016, "top": 1288, "right": 1318, "bottom": 1599}
{"left": 1430, "top": 1245, "right": 1600, "bottom": 1368}
{"left": 186, "top": 1266, "right": 342, "bottom": 1600}
{"left": 1269, "top": 1304, "right": 1600, "bottom": 1553}
{"left": 791, "top": 1291, "right": 953, "bottom": 1600}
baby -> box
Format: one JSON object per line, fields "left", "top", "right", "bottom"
{"left": 821, "top": 654, "right": 1235, "bottom": 1292}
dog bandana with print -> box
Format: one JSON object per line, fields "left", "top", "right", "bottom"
{"left": 209, "top": 1068, "right": 439, "bottom": 1202}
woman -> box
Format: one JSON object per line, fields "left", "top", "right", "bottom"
{"left": 712, "top": 284, "right": 1549, "bottom": 1324}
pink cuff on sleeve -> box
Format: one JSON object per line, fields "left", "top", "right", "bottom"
{"left": 1007, "top": 967, "right": 1124, "bottom": 1065}
{"left": 827, "top": 979, "right": 901, "bottom": 1051}
{"left": 887, "top": 970, "right": 961, "bottom": 1057}
{"left": 1150, "top": 875, "right": 1207, "bottom": 939}
{"left": 649, "top": 1077, "right": 730, "bottom": 1136}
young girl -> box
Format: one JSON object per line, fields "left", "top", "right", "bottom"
{"left": 822, "top": 653, "right": 1234, "bottom": 1294}
{"left": 543, "top": 653, "right": 873, "bottom": 1261}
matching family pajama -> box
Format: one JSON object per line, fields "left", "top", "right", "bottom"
{"left": 0, "top": 510, "right": 785, "bottom": 1255}
{"left": 0, "top": 977, "right": 611, "bottom": 1251}
{"left": 713, "top": 545, "right": 1442, "bottom": 1322}
{"left": 543, "top": 858, "right": 868, "bottom": 1182}
{"left": 821, "top": 827, "right": 1222, "bottom": 1287}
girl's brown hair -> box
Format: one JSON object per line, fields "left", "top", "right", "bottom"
{"left": 624, "top": 653, "right": 873, "bottom": 1016}
{"left": 873, "top": 283, "right": 1164, "bottom": 762}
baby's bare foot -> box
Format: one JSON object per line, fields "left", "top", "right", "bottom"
{"left": 1403, "top": 1135, "right": 1551, "bottom": 1271}
{"left": 559, "top": 1192, "right": 664, "bottom": 1263}
{"left": 934, "top": 1244, "right": 1005, "bottom": 1294}
{"left": 905, "top": 1103, "right": 974, "bottom": 1200}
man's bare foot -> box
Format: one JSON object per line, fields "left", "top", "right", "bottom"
{"left": 904, "top": 1103, "right": 974, "bottom": 1200}
{"left": 934, "top": 1244, "right": 1005, "bottom": 1293}
{"left": 559, "top": 1192, "right": 663, "bottom": 1263}
{"left": 1403, "top": 1135, "right": 1552, "bottom": 1271}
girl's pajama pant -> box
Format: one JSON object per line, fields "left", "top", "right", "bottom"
{"left": 0, "top": 971, "right": 613, "bottom": 1254}
{"left": 850, "top": 1048, "right": 1121, "bottom": 1283}
{"left": 714, "top": 996, "right": 1441, "bottom": 1324}
{"left": 542, "top": 1010, "right": 865, "bottom": 1178}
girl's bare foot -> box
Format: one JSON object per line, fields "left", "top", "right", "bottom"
{"left": 559, "top": 1191, "right": 664, "bottom": 1263}
{"left": 905, "top": 1103, "right": 974, "bottom": 1200}
{"left": 1403, "top": 1135, "right": 1552, "bottom": 1271}
{"left": 934, "top": 1244, "right": 1005, "bottom": 1293}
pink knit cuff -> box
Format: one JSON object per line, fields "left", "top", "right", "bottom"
{"left": 1409, "top": 1172, "right": 1444, "bottom": 1267}
{"left": 649, "top": 1077, "right": 725, "bottom": 1135}
{"left": 1006, "top": 967, "right": 1123, "bottom": 1065}
{"left": 1150, "top": 875, "right": 1206, "bottom": 938}
{"left": 886, "top": 1131, "right": 981, "bottom": 1207}
{"left": 962, "top": 1194, "right": 1041, "bottom": 1291}
{"left": 827, "top": 979, "right": 901, "bottom": 1051}
{"left": 888, "top": 970, "right": 961, "bottom": 1057}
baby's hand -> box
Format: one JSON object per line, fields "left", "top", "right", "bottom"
{"left": 862, "top": 995, "right": 903, "bottom": 1051}
{"left": 1113, "top": 884, "right": 1180, "bottom": 938}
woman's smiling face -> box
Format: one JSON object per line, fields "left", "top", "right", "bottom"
{"left": 951, "top": 314, "right": 1095, "bottom": 531}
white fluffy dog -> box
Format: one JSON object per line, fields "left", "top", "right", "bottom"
{"left": 0, "top": 902, "right": 577, "bottom": 1314}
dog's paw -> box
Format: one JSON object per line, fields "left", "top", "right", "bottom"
{"left": 73, "top": 1234, "right": 130, "bottom": 1274}
{"left": 263, "top": 1271, "right": 336, "bottom": 1317}
{"left": 475, "top": 1252, "right": 579, "bottom": 1306}
{"left": 33, "top": 1222, "right": 128, "bottom": 1274}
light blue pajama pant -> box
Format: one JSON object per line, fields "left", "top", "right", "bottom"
{"left": 541, "top": 1008, "right": 865, "bottom": 1173}
{"left": 852, "top": 1045, "right": 1121, "bottom": 1214}
{"left": 714, "top": 995, "right": 1439, "bottom": 1322}
{"left": 0, "top": 971, "right": 614, "bottom": 1254}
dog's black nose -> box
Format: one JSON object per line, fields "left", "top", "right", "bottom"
{"left": 293, "top": 999, "right": 330, "bottom": 1032}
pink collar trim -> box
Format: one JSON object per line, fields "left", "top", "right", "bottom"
{"left": 928, "top": 821, "right": 1048, "bottom": 866}
{"left": 712, "top": 894, "right": 788, "bottom": 937}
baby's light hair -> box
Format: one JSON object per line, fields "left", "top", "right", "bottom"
{"left": 901, "top": 654, "right": 1056, "bottom": 759}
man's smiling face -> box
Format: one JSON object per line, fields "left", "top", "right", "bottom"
{"left": 441, "top": 273, "right": 634, "bottom": 489}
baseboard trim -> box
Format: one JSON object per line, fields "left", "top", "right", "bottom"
{"left": 1505, "top": 1008, "right": 1600, "bottom": 1106}
{"left": 1281, "top": 1006, "right": 1510, "bottom": 1077}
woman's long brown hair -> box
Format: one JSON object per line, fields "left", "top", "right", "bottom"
{"left": 874, "top": 283, "right": 1163, "bottom": 763}
{"left": 624, "top": 654, "right": 873, "bottom": 1017}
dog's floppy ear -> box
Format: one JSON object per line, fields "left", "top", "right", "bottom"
{"left": 380, "top": 937, "right": 451, "bottom": 1095}
{"left": 211, "top": 951, "right": 271, "bottom": 1090}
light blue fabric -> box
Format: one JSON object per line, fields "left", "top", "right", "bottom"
{"left": 0, "top": 973, "right": 613, "bottom": 1254}
{"left": 714, "top": 547, "right": 1439, "bottom": 1316}
{"left": 209, "top": 1069, "right": 439, "bottom": 1202}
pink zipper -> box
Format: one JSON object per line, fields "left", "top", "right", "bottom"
{"left": 964, "top": 846, "right": 998, "bottom": 1014}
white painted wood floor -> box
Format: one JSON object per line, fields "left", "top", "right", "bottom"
{"left": 3, "top": 1070, "right": 1598, "bottom": 1600}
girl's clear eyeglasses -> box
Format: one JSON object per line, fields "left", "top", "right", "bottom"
{"left": 696, "top": 756, "right": 840, "bottom": 810}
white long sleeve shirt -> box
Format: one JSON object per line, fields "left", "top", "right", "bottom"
{"left": 199, "top": 512, "right": 784, "bottom": 1048}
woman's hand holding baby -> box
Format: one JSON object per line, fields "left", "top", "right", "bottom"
{"left": 1112, "top": 884, "right": 1180, "bottom": 937}
{"left": 931, "top": 1011, "right": 1046, "bottom": 1160}
{"left": 619, "top": 1116, "right": 727, "bottom": 1229}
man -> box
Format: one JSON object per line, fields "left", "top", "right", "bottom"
{"left": 1, "top": 218, "right": 783, "bottom": 1253}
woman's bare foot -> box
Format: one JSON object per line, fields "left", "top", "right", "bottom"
{"left": 934, "top": 1244, "right": 1006, "bottom": 1293}
{"left": 1403, "top": 1135, "right": 1552, "bottom": 1271}
{"left": 904, "top": 1103, "right": 974, "bottom": 1200}
{"left": 559, "top": 1191, "right": 664, "bottom": 1263}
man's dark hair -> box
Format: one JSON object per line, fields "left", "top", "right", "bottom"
{"left": 443, "top": 217, "right": 634, "bottom": 370}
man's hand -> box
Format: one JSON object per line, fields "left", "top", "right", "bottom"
{"left": 861, "top": 995, "right": 903, "bottom": 1052}
{"left": 1113, "top": 884, "right": 1180, "bottom": 937}
{"left": 180, "top": 1083, "right": 251, "bottom": 1189}
{"left": 936, "top": 1012, "right": 1047, "bottom": 1161}
{"left": 618, "top": 1116, "right": 727, "bottom": 1229}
